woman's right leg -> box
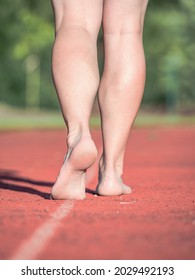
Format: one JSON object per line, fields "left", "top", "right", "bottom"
{"left": 51, "top": 0, "right": 103, "bottom": 199}
{"left": 97, "top": 0, "right": 148, "bottom": 196}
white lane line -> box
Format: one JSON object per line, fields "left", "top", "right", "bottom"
{"left": 11, "top": 200, "right": 74, "bottom": 260}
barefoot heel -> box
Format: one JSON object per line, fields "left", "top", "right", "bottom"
{"left": 69, "top": 136, "right": 97, "bottom": 170}
{"left": 50, "top": 134, "right": 97, "bottom": 200}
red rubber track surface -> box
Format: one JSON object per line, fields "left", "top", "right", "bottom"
{"left": 0, "top": 127, "right": 195, "bottom": 260}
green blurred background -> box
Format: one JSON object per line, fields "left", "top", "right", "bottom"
{"left": 0, "top": 0, "right": 195, "bottom": 130}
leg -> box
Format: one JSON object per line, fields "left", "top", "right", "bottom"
{"left": 96, "top": 0, "right": 149, "bottom": 196}
{"left": 51, "top": 0, "right": 103, "bottom": 199}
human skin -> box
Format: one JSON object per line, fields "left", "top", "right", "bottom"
{"left": 50, "top": 0, "right": 148, "bottom": 199}
{"left": 96, "top": 0, "right": 149, "bottom": 196}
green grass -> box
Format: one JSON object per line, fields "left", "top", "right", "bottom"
{"left": 0, "top": 113, "right": 64, "bottom": 130}
{"left": 0, "top": 106, "right": 195, "bottom": 131}
{"left": 0, "top": 106, "right": 100, "bottom": 130}
{"left": 135, "top": 112, "right": 195, "bottom": 127}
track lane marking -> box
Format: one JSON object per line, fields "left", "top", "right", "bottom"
{"left": 11, "top": 200, "right": 74, "bottom": 260}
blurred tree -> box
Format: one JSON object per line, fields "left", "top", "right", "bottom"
{"left": 0, "top": 0, "right": 194, "bottom": 113}
{"left": 143, "top": 0, "right": 195, "bottom": 113}
{"left": 0, "top": 0, "right": 55, "bottom": 108}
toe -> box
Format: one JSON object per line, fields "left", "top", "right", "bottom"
{"left": 123, "top": 184, "right": 132, "bottom": 194}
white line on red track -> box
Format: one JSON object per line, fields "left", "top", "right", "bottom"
{"left": 11, "top": 200, "right": 74, "bottom": 260}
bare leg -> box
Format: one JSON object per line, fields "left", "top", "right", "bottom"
{"left": 96, "top": 0, "right": 149, "bottom": 196}
{"left": 51, "top": 0, "right": 103, "bottom": 199}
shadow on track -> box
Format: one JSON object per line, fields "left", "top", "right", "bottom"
{"left": 0, "top": 169, "right": 95, "bottom": 199}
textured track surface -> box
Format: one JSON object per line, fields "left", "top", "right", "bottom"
{"left": 0, "top": 127, "right": 195, "bottom": 260}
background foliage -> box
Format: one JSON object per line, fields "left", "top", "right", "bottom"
{"left": 0, "top": 0, "right": 194, "bottom": 113}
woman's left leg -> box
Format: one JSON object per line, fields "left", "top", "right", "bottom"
{"left": 51, "top": 0, "right": 103, "bottom": 200}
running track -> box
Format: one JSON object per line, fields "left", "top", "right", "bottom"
{"left": 0, "top": 127, "right": 195, "bottom": 259}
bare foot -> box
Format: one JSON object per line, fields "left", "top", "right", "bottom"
{"left": 51, "top": 132, "right": 97, "bottom": 200}
{"left": 96, "top": 158, "right": 132, "bottom": 196}
{"left": 96, "top": 173, "right": 132, "bottom": 196}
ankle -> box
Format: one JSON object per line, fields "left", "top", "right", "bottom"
{"left": 67, "top": 125, "right": 91, "bottom": 148}
{"left": 99, "top": 157, "right": 123, "bottom": 178}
